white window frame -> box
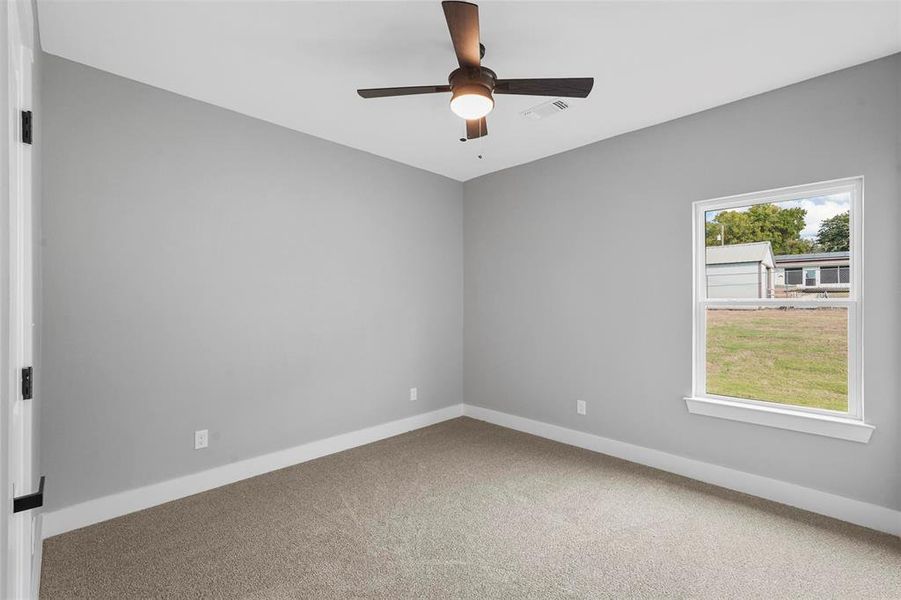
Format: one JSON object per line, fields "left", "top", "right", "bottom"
{"left": 804, "top": 268, "right": 818, "bottom": 287}
{"left": 685, "top": 177, "right": 873, "bottom": 443}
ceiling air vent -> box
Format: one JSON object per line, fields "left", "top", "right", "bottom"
{"left": 521, "top": 99, "right": 570, "bottom": 121}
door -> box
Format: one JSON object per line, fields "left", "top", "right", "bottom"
{"left": 3, "top": 0, "right": 39, "bottom": 597}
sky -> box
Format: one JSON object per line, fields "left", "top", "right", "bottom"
{"left": 705, "top": 192, "right": 850, "bottom": 240}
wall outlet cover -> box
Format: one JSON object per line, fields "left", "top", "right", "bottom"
{"left": 194, "top": 429, "right": 209, "bottom": 450}
{"left": 577, "top": 400, "right": 587, "bottom": 415}
{"left": 410, "top": 387, "right": 418, "bottom": 402}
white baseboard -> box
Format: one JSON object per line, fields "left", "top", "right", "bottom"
{"left": 43, "top": 402, "right": 901, "bottom": 540}
{"left": 42, "top": 404, "right": 464, "bottom": 538}
{"left": 463, "top": 404, "right": 901, "bottom": 537}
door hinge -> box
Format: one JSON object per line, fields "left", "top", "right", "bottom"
{"left": 13, "top": 476, "right": 44, "bottom": 513}
{"left": 21, "top": 366, "right": 32, "bottom": 400}
{"left": 21, "top": 110, "right": 32, "bottom": 144}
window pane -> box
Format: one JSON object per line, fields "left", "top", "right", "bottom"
{"left": 706, "top": 307, "right": 848, "bottom": 412}
{"left": 705, "top": 193, "right": 851, "bottom": 300}
{"left": 804, "top": 269, "right": 817, "bottom": 286}
{"left": 839, "top": 266, "right": 850, "bottom": 284}
{"left": 784, "top": 268, "right": 802, "bottom": 285}
{"left": 820, "top": 267, "right": 838, "bottom": 284}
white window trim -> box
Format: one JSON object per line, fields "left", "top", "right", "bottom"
{"left": 686, "top": 177, "right": 871, "bottom": 443}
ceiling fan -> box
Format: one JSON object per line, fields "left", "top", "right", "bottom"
{"left": 357, "top": 1, "right": 594, "bottom": 140}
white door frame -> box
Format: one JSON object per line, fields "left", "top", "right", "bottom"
{"left": 3, "top": 0, "right": 38, "bottom": 597}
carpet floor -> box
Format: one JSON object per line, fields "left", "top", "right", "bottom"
{"left": 40, "top": 417, "right": 901, "bottom": 599}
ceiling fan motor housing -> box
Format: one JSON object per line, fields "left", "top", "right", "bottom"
{"left": 449, "top": 66, "right": 497, "bottom": 96}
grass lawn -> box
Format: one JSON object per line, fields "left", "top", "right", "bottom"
{"left": 706, "top": 308, "right": 848, "bottom": 412}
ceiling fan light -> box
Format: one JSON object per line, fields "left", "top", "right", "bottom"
{"left": 450, "top": 85, "right": 494, "bottom": 120}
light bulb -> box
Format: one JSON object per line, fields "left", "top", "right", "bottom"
{"left": 449, "top": 86, "right": 494, "bottom": 120}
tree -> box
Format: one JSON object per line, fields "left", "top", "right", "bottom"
{"left": 816, "top": 211, "right": 849, "bottom": 252}
{"left": 705, "top": 203, "right": 814, "bottom": 255}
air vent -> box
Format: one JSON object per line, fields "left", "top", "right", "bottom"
{"left": 521, "top": 99, "right": 570, "bottom": 121}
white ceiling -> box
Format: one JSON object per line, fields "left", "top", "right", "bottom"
{"left": 37, "top": 1, "right": 901, "bottom": 181}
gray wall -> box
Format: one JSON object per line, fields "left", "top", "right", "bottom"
{"left": 43, "top": 51, "right": 900, "bottom": 516}
{"left": 464, "top": 54, "right": 901, "bottom": 511}
{"left": 42, "top": 55, "right": 463, "bottom": 511}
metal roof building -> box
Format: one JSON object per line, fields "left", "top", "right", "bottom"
{"left": 705, "top": 242, "right": 775, "bottom": 299}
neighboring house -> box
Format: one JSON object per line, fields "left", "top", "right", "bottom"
{"left": 774, "top": 251, "right": 850, "bottom": 297}
{"left": 705, "top": 242, "right": 775, "bottom": 299}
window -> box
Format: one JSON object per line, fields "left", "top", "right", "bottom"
{"left": 820, "top": 266, "right": 839, "bottom": 284}
{"left": 804, "top": 268, "right": 817, "bottom": 287}
{"left": 687, "top": 178, "right": 871, "bottom": 443}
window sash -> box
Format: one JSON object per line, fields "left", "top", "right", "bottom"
{"left": 700, "top": 298, "right": 852, "bottom": 308}
{"left": 820, "top": 266, "right": 839, "bottom": 284}
{"left": 784, "top": 268, "right": 802, "bottom": 285}
{"left": 691, "top": 177, "right": 863, "bottom": 421}
{"left": 803, "top": 268, "right": 816, "bottom": 286}
{"left": 839, "top": 266, "right": 850, "bottom": 284}
{"left": 695, "top": 301, "right": 860, "bottom": 419}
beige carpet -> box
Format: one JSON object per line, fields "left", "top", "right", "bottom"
{"left": 41, "top": 417, "right": 901, "bottom": 599}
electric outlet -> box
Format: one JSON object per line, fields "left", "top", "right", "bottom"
{"left": 194, "top": 429, "right": 209, "bottom": 450}
{"left": 409, "top": 387, "right": 418, "bottom": 402}
{"left": 576, "top": 400, "right": 586, "bottom": 415}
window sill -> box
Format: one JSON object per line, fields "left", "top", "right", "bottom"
{"left": 684, "top": 396, "right": 874, "bottom": 443}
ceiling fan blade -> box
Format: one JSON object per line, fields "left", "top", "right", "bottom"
{"left": 466, "top": 117, "right": 487, "bottom": 139}
{"left": 357, "top": 85, "right": 451, "bottom": 99}
{"left": 442, "top": 1, "right": 481, "bottom": 68}
{"left": 494, "top": 78, "right": 594, "bottom": 98}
